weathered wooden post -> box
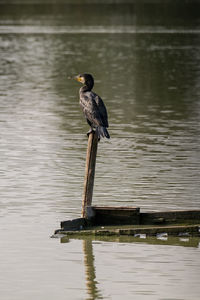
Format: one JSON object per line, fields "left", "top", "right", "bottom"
{"left": 82, "top": 131, "right": 98, "bottom": 218}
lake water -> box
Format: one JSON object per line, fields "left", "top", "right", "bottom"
{"left": 0, "top": 1, "right": 200, "bottom": 299}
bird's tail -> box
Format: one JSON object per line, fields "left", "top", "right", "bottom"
{"left": 96, "top": 126, "right": 110, "bottom": 139}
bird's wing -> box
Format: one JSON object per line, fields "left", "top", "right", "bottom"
{"left": 93, "top": 93, "right": 109, "bottom": 128}
{"left": 80, "top": 92, "right": 103, "bottom": 127}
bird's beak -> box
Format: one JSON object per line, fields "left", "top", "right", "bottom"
{"left": 74, "top": 75, "right": 84, "bottom": 83}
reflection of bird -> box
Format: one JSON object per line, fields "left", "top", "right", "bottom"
{"left": 75, "top": 73, "right": 110, "bottom": 140}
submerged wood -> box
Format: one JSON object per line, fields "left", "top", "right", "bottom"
{"left": 82, "top": 131, "right": 98, "bottom": 218}
{"left": 58, "top": 224, "right": 200, "bottom": 237}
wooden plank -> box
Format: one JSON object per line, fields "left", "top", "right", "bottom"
{"left": 82, "top": 131, "right": 98, "bottom": 218}
{"left": 59, "top": 218, "right": 87, "bottom": 232}
{"left": 54, "top": 209, "right": 200, "bottom": 236}
{"left": 93, "top": 206, "right": 139, "bottom": 211}
{"left": 91, "top": 206, "right": 140, "bottom": 225}
{"left": 140, "top": 210, "right": 200, "bottom": 225}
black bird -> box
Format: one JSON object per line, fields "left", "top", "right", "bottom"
{"left": 75, "top": 73, "right": 110, "bottom": 140}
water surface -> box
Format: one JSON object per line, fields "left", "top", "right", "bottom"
{"left": 0, "top": 1, "right": 200, "bottom": 299}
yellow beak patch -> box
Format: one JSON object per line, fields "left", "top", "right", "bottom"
{"left": 75, "top": 75, "right": 84, "bottom": 83}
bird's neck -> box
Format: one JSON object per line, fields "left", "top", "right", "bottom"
{"left": 80, "top": 85, "right": 93, "bottom": 92}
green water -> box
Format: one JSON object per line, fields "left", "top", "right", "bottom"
{"left": 0, "top": 1, "right": 200, "bottom": 299}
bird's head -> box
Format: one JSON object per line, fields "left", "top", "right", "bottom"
{"left": 75, "top": 73, "right": 94, "bottom": 89}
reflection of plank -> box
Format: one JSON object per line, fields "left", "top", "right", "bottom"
{"left": 82, "top": 131, "right": 98, "bottom": 218}
{"left": 60, "top": 236, "right": 200, "bottom": 249}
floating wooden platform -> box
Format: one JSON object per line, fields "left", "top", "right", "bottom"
{"left": 54, "top": 132, "right": 200, "bottom": 239}
{"left": 54, "top": 207, "right": 200, "bottom": 238}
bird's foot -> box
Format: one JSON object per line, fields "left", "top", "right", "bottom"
{"left": 86, "top": 128, "right": 100, "bottom": 141}
{"left": 87, "top": 128, "right": 95, "bottom": 137}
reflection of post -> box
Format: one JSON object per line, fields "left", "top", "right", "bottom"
{"left": 83, "top": 239, "right": 102, "bottom": 300}
{"left": 82, "top": 131, "right": 98, "bottom": 218}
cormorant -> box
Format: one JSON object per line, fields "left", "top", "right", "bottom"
{"left": 75, "top": 73, "right": 110, "bottom": 140}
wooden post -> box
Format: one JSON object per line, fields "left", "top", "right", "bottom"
{"left": 82, "top": 131, "right": 98, "bottom": 218}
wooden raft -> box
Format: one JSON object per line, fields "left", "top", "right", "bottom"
{"left": 55, "top": 131, "right": 200, "bottom": 237}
